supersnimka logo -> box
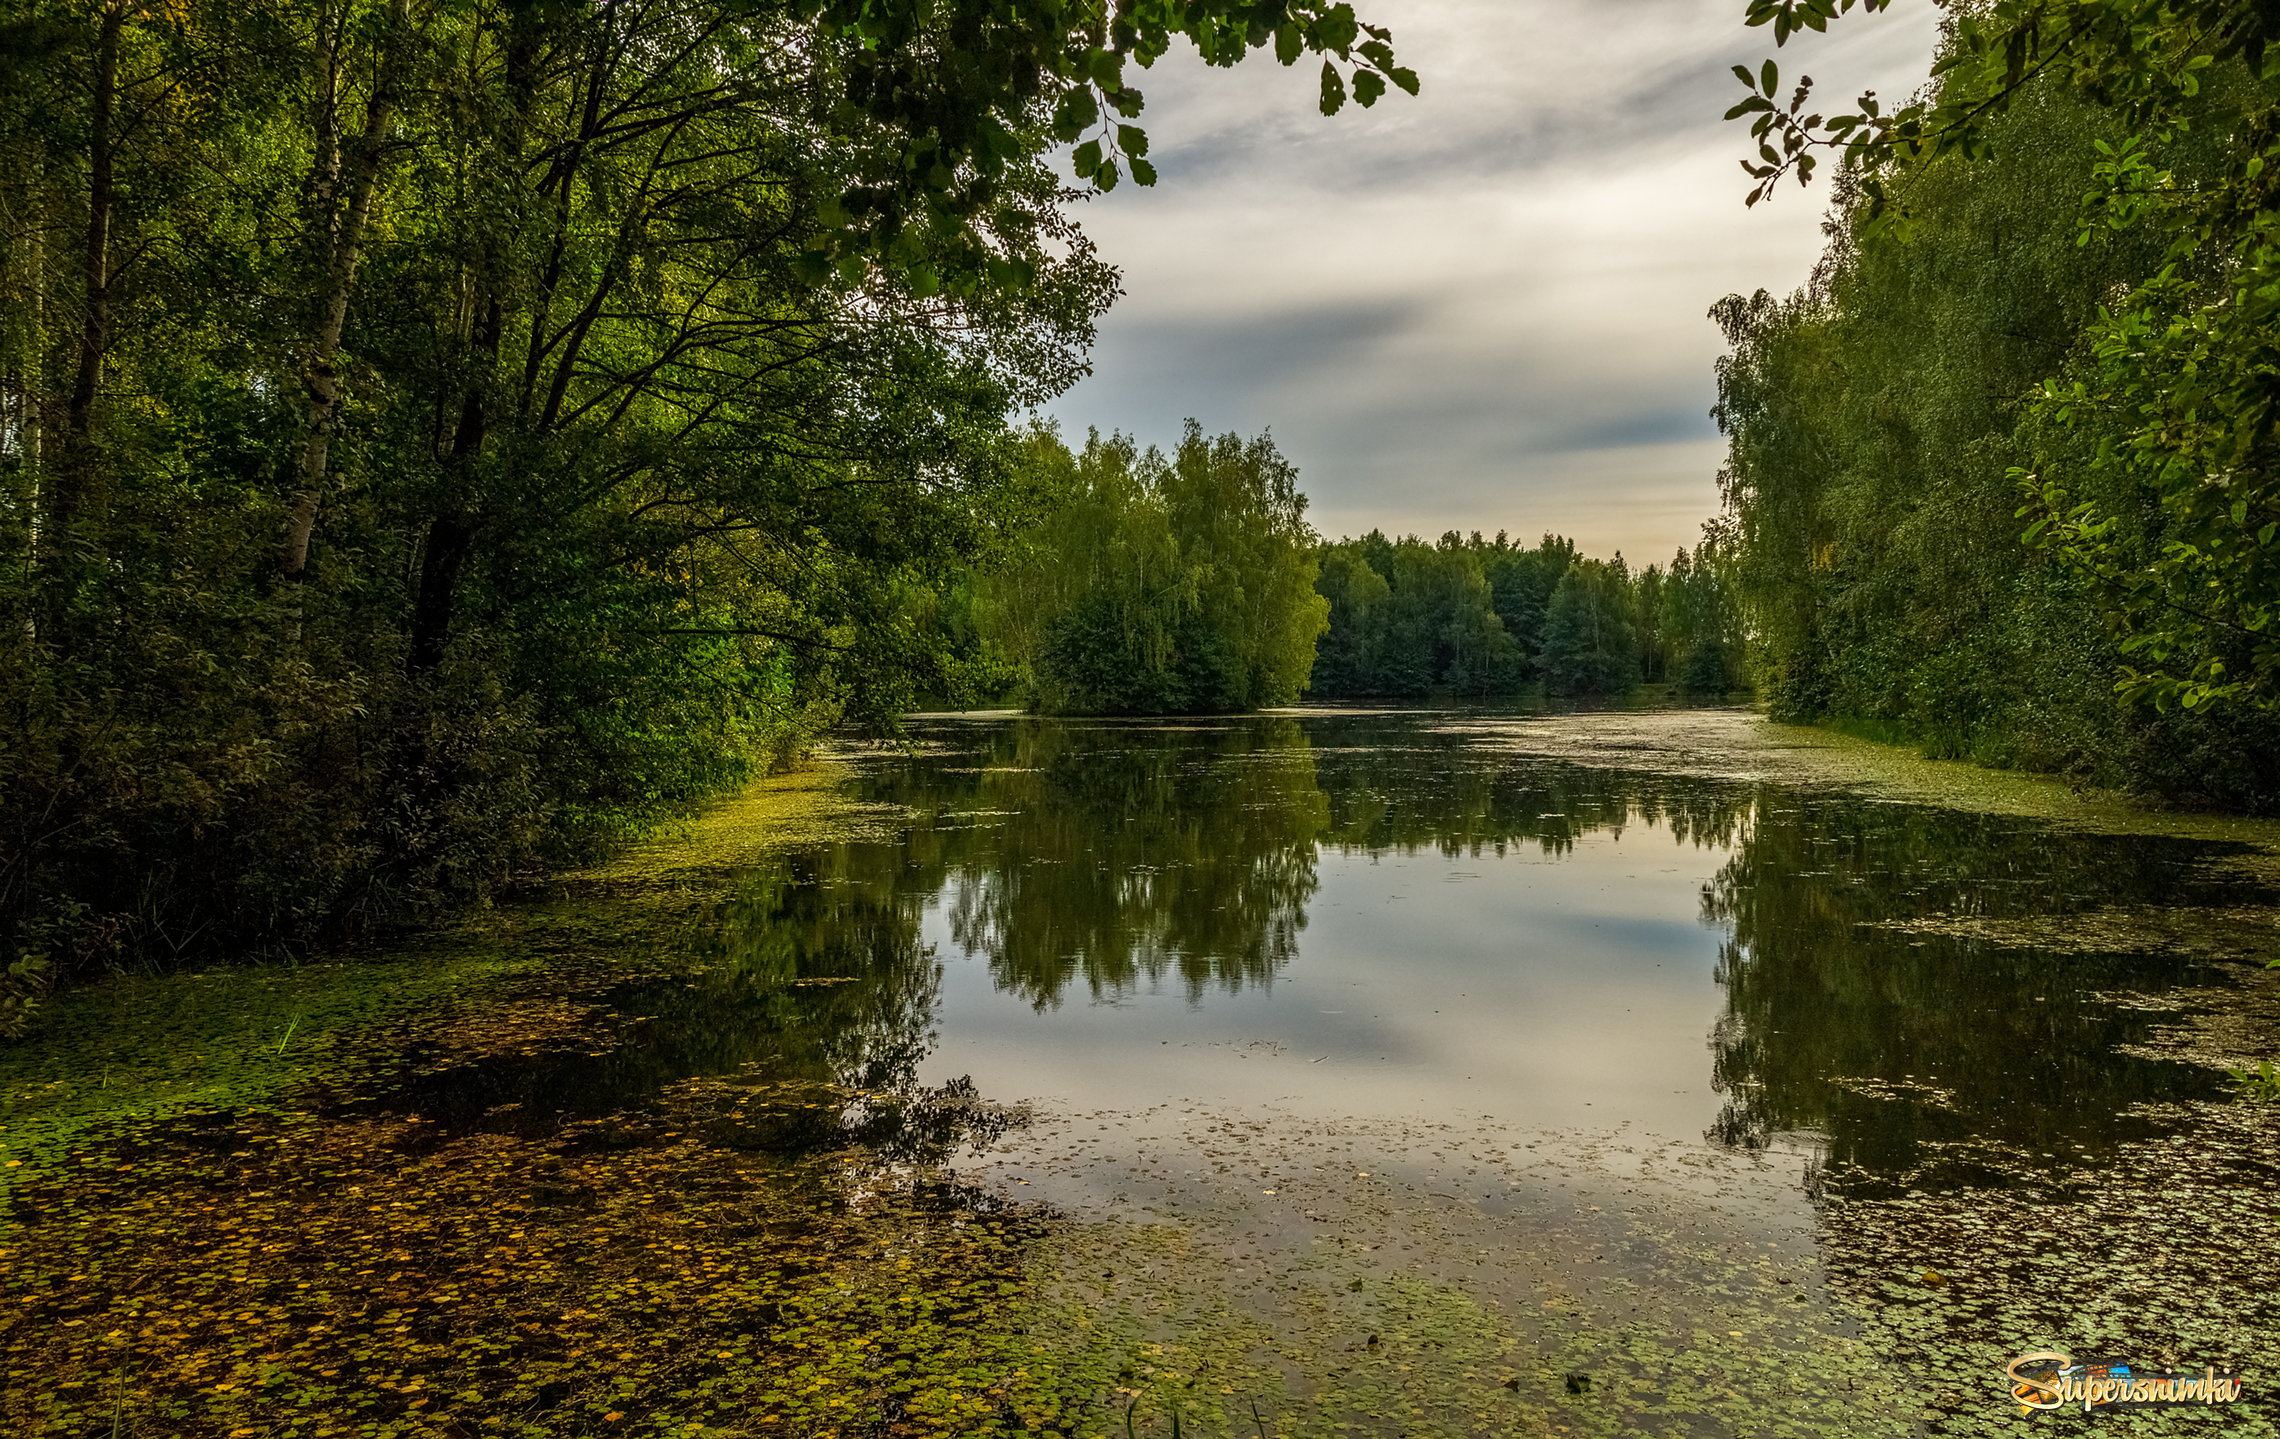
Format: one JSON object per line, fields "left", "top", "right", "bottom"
{"left": 2003, "top": 1351, "right": 2245, "bottom": 1415}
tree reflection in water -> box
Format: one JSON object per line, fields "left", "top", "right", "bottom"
{"left": 845, "top": 716, "right": 1755, "bottom": 1008}
{"left": 692, "top": 713, "right": 2256, "bottom": 1191}
{"left": 1701, "top": 800, "right": 2251, "bottom": 1189}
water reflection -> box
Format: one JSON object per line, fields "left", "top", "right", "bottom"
{"left": 854, "top": 717, "right": 1755, "bottom": 1003}
{"left": 1310, "top": 740, "right": 1751, "bottom": 857}
{"left": 1701, "top": 802, "right": 2246, "bottom": 1188}
{"left": 709, "top": 856, "right": 942, "bottom": 1090}
{"left": 925, "top": 720, "right": 1329, "bottom": 1005}
{"left": 484, "top": 712, "right": 2262, "bottom": 1190}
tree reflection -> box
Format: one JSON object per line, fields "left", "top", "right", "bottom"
{"left": 707, "top": 851, "right": 945, "bottom": 1091}
{"left": 380, "top": 845, "right": 948, "bottom": 1143}
{"left": 1306, "top": 730, "right": 1751, "bottom": 859}
{"left": 1700, "top": 800, "right": 2243, "bottom": 1187}
{"left": 696, "top": 715, "right": 2254, "bottom": 1193}
{"left": 825, "top": 715, "right": 1761, "bottom": 1010}
{"left": 891, "top": 719, "right": 1329, "bottom": 1006}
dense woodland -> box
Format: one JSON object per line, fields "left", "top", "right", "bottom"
{"left": 1311, "top": 529, "right": 1745, "bottom": 698}
{"left": 0, "top": 0, "right": 1418, "bottom": 1008}
{"left": 972, "top": 424, "right": 1329, "bottom": 714}
{"left": 1715, "top": 0, "right": 2280, "bottom": 806}
{"left": 968, "top": 432, "right": 1750, "bottom": 710}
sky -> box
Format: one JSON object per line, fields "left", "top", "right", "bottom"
{"left": 1039, "top": 0, "right": 1945, "bottom": 564}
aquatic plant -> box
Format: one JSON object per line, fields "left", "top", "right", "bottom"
{"left": 2229, "top": 1058, "right": 2280, "bottom": 1104}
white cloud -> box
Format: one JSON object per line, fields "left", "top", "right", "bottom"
{"left": 1041, "top": 0, "right": 1943, "bottom": 560}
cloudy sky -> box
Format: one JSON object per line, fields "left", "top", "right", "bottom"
{"left": 1039, "top": 0, "right": 1944, "bottom": 564}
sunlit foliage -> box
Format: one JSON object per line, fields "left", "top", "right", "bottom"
{"left": 1713, "top": 50, "right": 2280, "bottom": 799}
{"left": 978, "top": 424, "right": 1329, "bottom": 714}
{"left": 1723, "top": 0, "right": 2280, "bottom": 762}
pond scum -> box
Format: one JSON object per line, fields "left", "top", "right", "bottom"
{"left": 3, "top": 746, "right": 2279, "bottom": 1437}
{"left": 0, "top": 767, "right": 1104, "bottom": 1437}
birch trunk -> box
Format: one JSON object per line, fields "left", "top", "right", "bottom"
{"left": 280, "top": 0, "right": 408, "bottom": 579}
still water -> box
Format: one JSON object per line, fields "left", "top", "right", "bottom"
{"left": 9, "top": 707, "right": 2278, "bottom": 1437}
{"left": 738, "top": 711, "right": 2244, "bottom": 1185}
{"left": 667, "top": 708, "right": 2280, "bottom": 1433}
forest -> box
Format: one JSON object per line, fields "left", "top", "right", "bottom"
{"left": 1714, "top": 0, "right": 2280, "bottom": 807}
{"left": 964, "top": 424, "right": 1748, "bottom": 711}
{"left": 0, "top": 0, "right": 1417, "bottom": 1007}
{"left": 1309, "top": 529, "right": 1745, "bottom": 699}
{"left": 18, "top": 0, "right": 2280, "bottom": 1005}
{"left": 9, "top": 4, "right": 2280, "bottom": 1433}
{"left": 961, "top": 423, "right": 1749, "bottom": 710}
{"left": 971, "top": 423, "right": 1329, "bottom": 715}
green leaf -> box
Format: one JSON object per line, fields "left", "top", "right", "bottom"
{"left": 1052, "top": 88, "right": 1099, "bottom": 142}
{"left": 1072, "top": 139, "right": 1102, "bottom": 178}
{"left": 1116, "top": 124, "right": 1148, "bottom": 158}
{"left": 1130, "top": 156, "right": 1158, "bottom": 186}
{"left": 1275, "top": 22, "right": 1301, "bottom": 65}
{"left": 790, "top": 252, "right": 833, "bottom": 287}
{"left": 1353, "top": 69, "right": 1385, "bottom": 106}
{"left": 1319, "top": 61, "right": 1346, "bottom": 116}
{"left": 1388, "top": 66, "right": 1418, "bottom": 96}
{"left": 1761, "top": 59, "right": 1779, "bottom": 97}
{"left": 1732, "top": 63, "right": 1757, "bottom": 90}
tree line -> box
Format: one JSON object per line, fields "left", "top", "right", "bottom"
{"left": 1713, "top": 15, "right": 2280, "bottom": 804}
{"left": 1310, "top": 529, "right": 1744, "bottom": 698}
{"left": 965, "top": 425, "right": 1749, "bottom": 711}
{"left": 1714, "top": 1, "right": 2280, "bottom": 807}
{"left": 970, "top": 423, "right": 1328, "bottom": 714}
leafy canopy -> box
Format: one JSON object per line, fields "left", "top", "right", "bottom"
{"left": 1728, "top": 0, "right": 2280, "bottom": 713}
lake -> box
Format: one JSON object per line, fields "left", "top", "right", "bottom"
{"left": 4, "top": 707, "right": 2276, "bottom": 1436}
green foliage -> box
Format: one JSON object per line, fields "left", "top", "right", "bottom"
{"left": 2230, "top": 1057, "right": 2280, "bottom": 1102}
{"left": 1712, "top": 53, "right": 2280, "bottom": 799}
{"left": 1480, "top": 530, "right": 1576, "bottom": 662}
{"left": 979, "top": 423, "right": 1330, "bottom": 714}
{"left": 2018, "top": 125, "right": 2280, "bottom": 712}
{"left": 1542, "top": 558, "right": 1643, "bottom": 695}
{"left": 0, "top": 953, "right": 49, "bottom": 1041}
{"left": 0, "top": 0, "right": 1392, "bottom": 991}
{"left": 1662, "top": 540, "right": 1747, "bottom": 694}
{"left": 1308, "top": 530, "right": 1742, "bottom": 697}
{"left": 1310, "top": 531, "right": 1534, "bottom": 696}
{"left": 1732, "top": 0, "right": 2280, "bottom": 720}
{"left": 805, "top": 0, "right": 1418, "bottom": 260}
